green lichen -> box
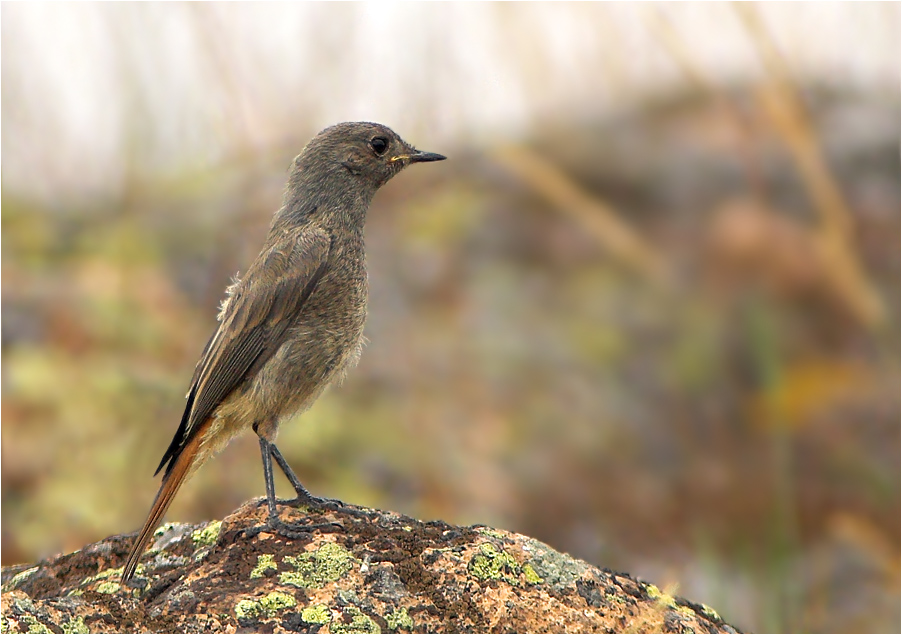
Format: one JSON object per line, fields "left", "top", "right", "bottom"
{"left": 191, "top": 520, "right": 222, "bottom": 546}
{"left": 476, "top": 527, "right": 507, "bottom": 540}
{"left": 235, "top": 592, "right": 297, "bottom": 621}
{"left": 193, "top": 551, "right": 210, "bottom": 563}
{"left": 645, "top": 583, "right": 690, "bottom": 617}
{"left": 280, "top": 542, "right": 356, "bottom": 588}
{"left": 250, "top": 554, "right": 277, "bottom": 579}
{"left": 301, "top": 604, "right": 331, "bottom": 624}
{"left": 522, "top": 562, "right": 543, "bottom": 585}
{"left": 96, "top": 581, "right": 120, "bottom": 594}
{"left": 337, "top": 589, "right": 364, "bottom": 606}
{"left": 522, "top": 538, "right": 588, "bottom": 591}
{"left": 385, "top": 607, "right": 414, "bottom": 631}
{"left": 80, "top": 566, "right": 123, "bottom": 587}
{"left": 153, "top": 522, "right": 179, "bottom": 537}
{"left": 2, "top": 566, "right": 38, "bottom": 592}
{"left": 77, "top": 565, "right": 131, "bottom": 594}
{"left": 261, "top": 592, "right": 297, "bottom": 613}
{"left": 330, "top": 606, "right": 380, "bottom": 634}
{"left": 12, "top": 599, "right": 35, "bottom": 613}
{"left": 61, "top": 617, "right": 89, "bottom": 634}
{"left": 645, "top": 583, "right": 675, "bottom": 606}
{"left": 699, "top": 603, "right": 722, "bottom": 622}
{"left": 18, "top": 616, "right": 50, "bottom": 635}
{"left": 468, "top": 542, "right": 521, "bottom": 585}
{"left": 235, "top": 600, "right": 259, "bottom": 621}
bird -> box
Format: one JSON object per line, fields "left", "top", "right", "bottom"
{"left": 121, "top": 122, "right": 445, "bottom": 584}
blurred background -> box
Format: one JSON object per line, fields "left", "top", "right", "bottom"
{"left": 2, "top": 3, "right": 899, "bottom": 632}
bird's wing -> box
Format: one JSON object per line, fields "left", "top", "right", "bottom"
{"left": 155, "top": 226, "right": 331, "bottom": 476}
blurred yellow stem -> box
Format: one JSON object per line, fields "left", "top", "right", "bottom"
{"left": 736, "top": 3, "right": 885, "bottom": 328}
{"left": 491, "top": 145, "right": 669, "bottom": 285}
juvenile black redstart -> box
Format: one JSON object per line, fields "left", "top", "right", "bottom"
{"left": 122, "top": 122, "right": 445, "bottom": 583}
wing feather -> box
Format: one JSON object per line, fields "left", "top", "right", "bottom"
{"left": 155, "top": 227, "right": 331, "bottom": 476}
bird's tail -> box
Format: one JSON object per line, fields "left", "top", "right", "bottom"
{"left": 122, "top": 431, "right": 204, "bottom": 583}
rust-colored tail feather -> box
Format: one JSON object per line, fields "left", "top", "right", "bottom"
{"left": 122, "top": 432, "right": 204, "bottom": 583}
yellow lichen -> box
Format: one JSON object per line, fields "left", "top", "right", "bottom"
{"left": 385, "top": 607, "right": 414, "bottom": 631}
{"left": 235, "top": 592, "right": 296, "bottom": 621}
{"left": 191, "top": 520, "right": 222, "bottom": 546}
{"left": 250, "top": 554, "right": 277, "bottom": 579}
{"left": 301, "top": 604, "right": 331, "bottom": 624}
{"left": 280, "top": 542, "right": 356, "bottom": 588}
{"left": 522, "top": 563, "right": 543, "bottom": 585}
{"left": 330, "top": 606, "right": 380, "bottom": 634}
{"left": 468, "top": 543, "right": 521, "bottom": 585}
{"left": 699, "top": 603, "right": 722, "bottom": 622}
{"left": 1, "top": 567, "right": 39, "bottom": 593}
{"left": 95, "top": 581, "right": 120, "bottom": 594}
{"left": 61, "top": 617, "right": 89, "bottom": 634}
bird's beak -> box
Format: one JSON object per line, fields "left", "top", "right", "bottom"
{"left": 391, "top": 150, "right": 447, "bottom": 164}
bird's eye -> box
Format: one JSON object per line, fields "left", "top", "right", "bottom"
{"left": 370, "top": 137, "right": 389, "bottom": 156}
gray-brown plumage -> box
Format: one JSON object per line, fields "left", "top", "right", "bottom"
{"left": 122, "top": 122, "right": 445, "bottom": 584}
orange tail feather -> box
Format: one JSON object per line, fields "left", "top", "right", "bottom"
{"left": 122, "top": 431, "right": 204, "bottom": 583}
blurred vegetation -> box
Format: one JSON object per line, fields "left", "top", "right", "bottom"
{"left": 2, "top": 4, "right": 899, "bottom": 633}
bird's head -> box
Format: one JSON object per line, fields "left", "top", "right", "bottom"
{"left": 297, "top": 122, "right": 445, "bottom": 190}
{"left": 277, "top": 122, "right": 445, "bottom": 230}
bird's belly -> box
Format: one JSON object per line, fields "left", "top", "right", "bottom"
{"left": 251, "top": 309, "right": 366, "bottom": 426}
{"left": 214, "top": 262, "right": 368, "bottom": 442}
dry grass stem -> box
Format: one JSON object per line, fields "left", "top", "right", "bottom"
{"left": 491, "top": 144, "right": 669, "bottom": 284}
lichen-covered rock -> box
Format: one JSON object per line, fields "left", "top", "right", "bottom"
{"left": 1, "top": 500, "right": 739, "bottom": 633}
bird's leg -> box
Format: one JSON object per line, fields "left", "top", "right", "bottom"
{"left": 267, "top": 443, "right": 330, "bottom": 507}
{"left": 268, "top": 441, "right": 373, "bottom": 520}
{"left": 245, "top": 436, "right": 342, "bottom": 539}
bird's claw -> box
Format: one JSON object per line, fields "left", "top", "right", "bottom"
{"left": 245, "top": 517, "right": 343, "bottom": 540}
{"left": 277, "top": 494, "right": 342, "bottom": 509}
{"left": 277, "top": 494, "right": 374, "bottom": 520}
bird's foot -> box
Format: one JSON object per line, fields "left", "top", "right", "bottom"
{"left": 278, "top": 494, "right": 374, "bottom": 520}
{"left": 245, "top": 516, "right": 343, "bottom": 540}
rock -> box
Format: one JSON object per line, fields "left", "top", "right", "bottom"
{"left": 1, "top": 500, "right": 738, "bottom": 633}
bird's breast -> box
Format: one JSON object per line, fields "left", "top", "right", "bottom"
{"left": 285, "top": 250, "right": 368, "bottom": 373}
{"left": 246, "top": 240, "right": 368, "bottom": 425}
